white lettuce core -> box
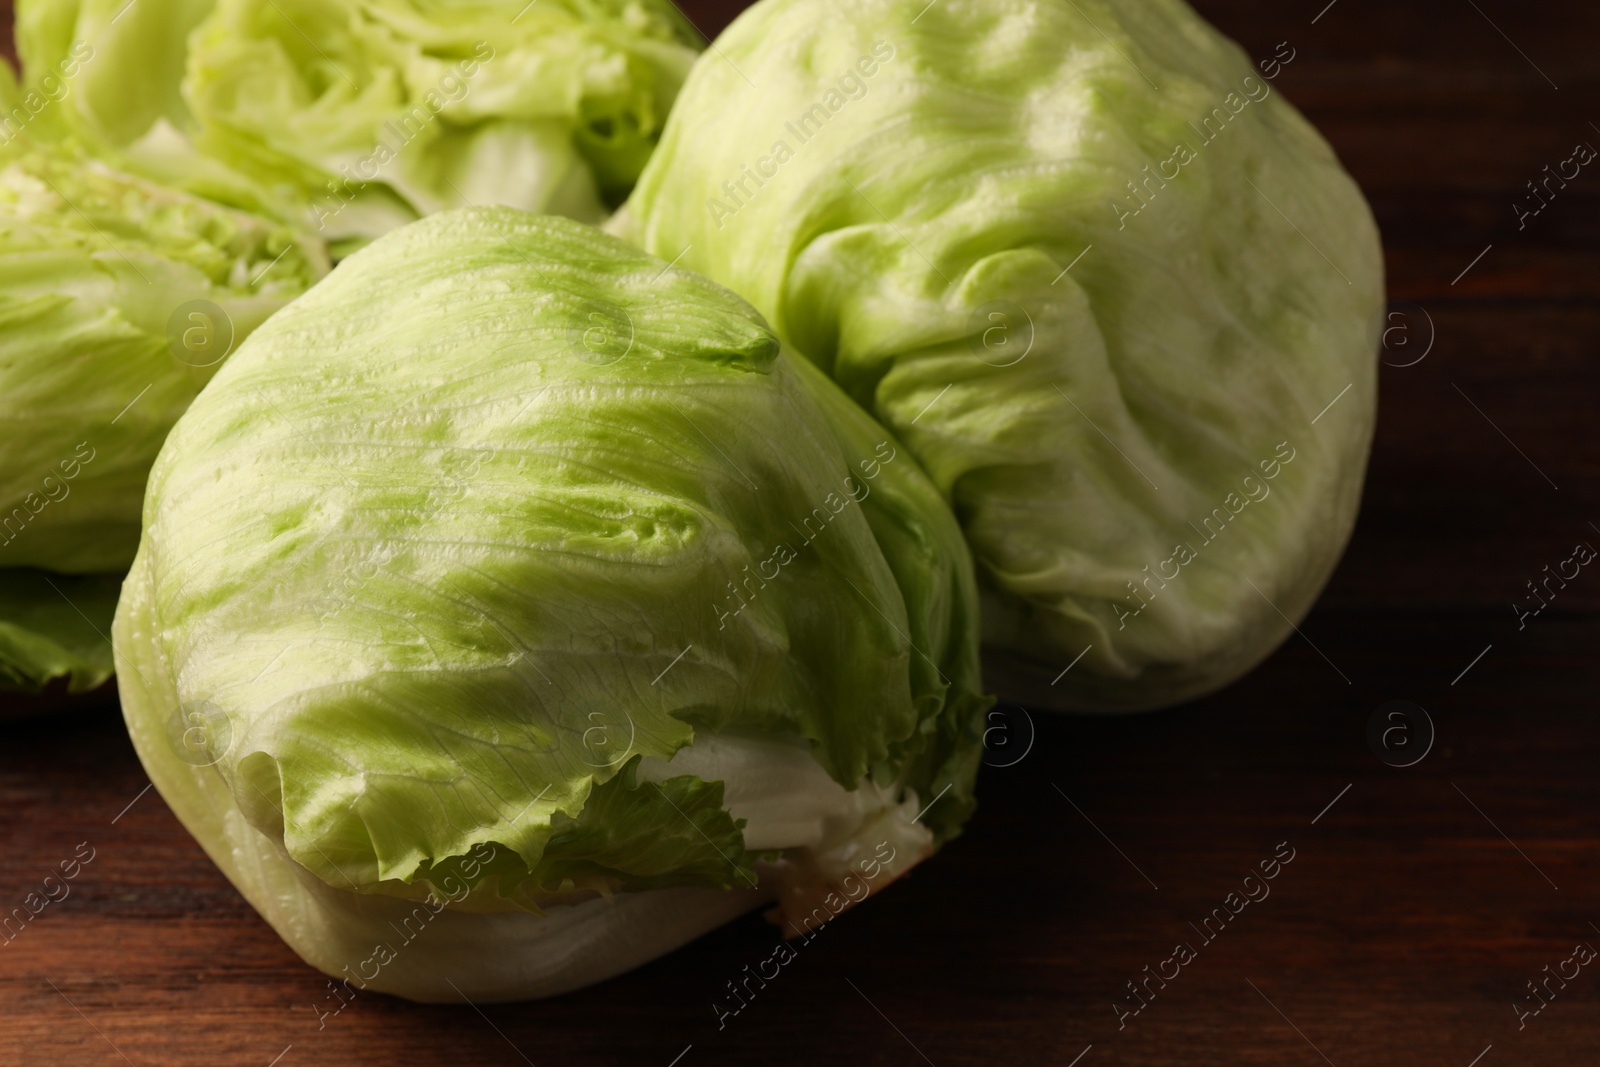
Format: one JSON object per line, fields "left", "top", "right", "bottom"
{"left": 126, "top": 615, "right": 934, "bottom": 1003}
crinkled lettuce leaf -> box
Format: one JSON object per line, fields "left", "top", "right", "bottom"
{"left": 0, "top": 134, "right": 328, "bottom": 574}
{"left": 115, "top": 209, "right": 987, "bottom": 998}
{"left": 18, "top": 0, "right": 702, "bottom": 242}
{"left": 13, "top": 0, "right": 296, "bottom": 221}
{"left": 620, "top": 0, "right": 1385, "bottom": 710}
{"left": 15, "top": 0, "right": 214, "bottom": 145}
{"left": 0, "top": 569, "right": 119, "bottom": 693}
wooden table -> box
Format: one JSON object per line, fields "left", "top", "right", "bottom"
{"left": 4, "top": 1, "right": 1597, "bottom": 1064}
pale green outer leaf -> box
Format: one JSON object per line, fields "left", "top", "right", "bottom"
{"left": 620, "top": 0, "right": 1386, "bottom": 710}
{"left": 114, "top": 209, "right": 987, "bottom": 998}
{"left": 17, "top": 0, "right": 703, "bottom": 239}
{"left": 15, "top": 0, "right": 215, "bottom": 145}
{"left": 0, "top": 136, "right": 328, "bottom": 574}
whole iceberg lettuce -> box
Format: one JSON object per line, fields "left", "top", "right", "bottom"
{"left": 0, "top": 126, "right": 326, "bottom": 692}
{"left": 618, "top": 0, "right": 1385, "bottom": 710}
{"left": 17, "top": 0, "right": 702, "bottom": 242}
{"left": 0, "top": 136, "right": 327, "bottom": 572}
{"left": 114, "top": 209, "right": 987, "bottom": 1000}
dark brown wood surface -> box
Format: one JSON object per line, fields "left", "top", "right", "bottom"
{"left": 4, "top": 1, "right": 1598, "bottom": 1064}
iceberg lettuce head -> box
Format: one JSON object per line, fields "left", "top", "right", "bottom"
{"left": 17, "top": 0, "right": 703, "bottom": 243}
{"left": 114, "top": 209, "right": 987, "bottom": 1001}
{"left": 0, "top": 129, "right": 326, "bottom": 692}
{"left": 0, "top": 134, "right": 327, "bottom": 573}
{"left": 618, "top": 0, "right": 1385, "bottom": 710}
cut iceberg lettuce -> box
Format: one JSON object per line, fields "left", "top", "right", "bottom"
{"left": 618, "top": 0, "right": 1386, "bottom": 710}
{"left": 16, "top": 0, "right": 703, "bottom": 243}
{"left": 114, "top": 209, "right": 988, "bottom": 1001}
{"left": 0, "top": 132, "right": 327, "bottom": 574}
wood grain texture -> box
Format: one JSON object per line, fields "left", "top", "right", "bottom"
{"left": 3, "top": 1, "right": 1598, "bottom": 1064}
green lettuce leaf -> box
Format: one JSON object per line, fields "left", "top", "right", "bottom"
{"left": 619, "top": 0, "right": 1385, "bottom": 710}
{"left": 0, "top": 133, "right": 328, "bottom": 574}
{"left": 15, "top": 0, "right": 214, "bottom": 145}
{"left": 0, "top": 569, "right": 119, "bottom": 693}
{"left": 115, "top": 209, "right": 987, "bottom": 999}
{"left": 17, "top": 0, "right": 702, "bottom": 242}
{"left": 508, "top": 758, "right": 758, "bottom": 896}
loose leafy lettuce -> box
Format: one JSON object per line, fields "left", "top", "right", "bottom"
{"left": 618, "top": 0, "right": 1385, "bottom": 710}
{"left": 115, "top": 209, "right": 987, "bottom": 1000}
{"left": 17, "top": 0, "right": 702, "bottom": 243}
